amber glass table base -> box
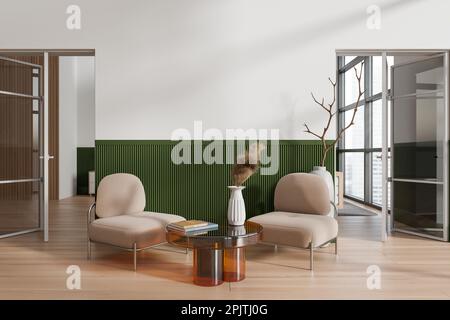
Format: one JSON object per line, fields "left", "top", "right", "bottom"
{"left": 193, "top": 248, "right": 223, "bottom": 286}
{"left": 223, "top": 248, "right": 246, "bottom": 282}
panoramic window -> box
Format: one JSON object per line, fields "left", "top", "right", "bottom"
{"left": 337, "top": 56, "right": 392, "bottom": 207}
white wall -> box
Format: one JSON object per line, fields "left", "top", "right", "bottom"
{"left": 58, "top": 56, "right": 95, "bottom": 199}
{"left": 76, "top": 57, "right": 95, "bottom": 147}
{"left": 59, "top": 57, "right": 78, "bottom": 199}
{"left": 1, "top": 0, "right": 449, "bottom": 140}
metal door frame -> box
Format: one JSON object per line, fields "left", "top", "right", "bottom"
{"left": 336, "top": 49, "right": 449, "bottom": 242}
{"left": 0, "top": 55, "right": 44, "bottom": 239}
{"left": 389, "top": 52, "right": 449, "bottom": 241}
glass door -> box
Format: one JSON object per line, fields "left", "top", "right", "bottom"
{"left": 390, "top": 54, "right": 448, "bottom": 240}
{"left": 0, "top": 56, "right": 43, "bottom": 239}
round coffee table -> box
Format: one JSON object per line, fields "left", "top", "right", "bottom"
{"left": 166, "top": 221, "right": 262, "bottom": 286}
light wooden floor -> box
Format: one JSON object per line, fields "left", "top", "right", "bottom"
{"left": 1, "top": 196, "right": 450, "bottom": 299}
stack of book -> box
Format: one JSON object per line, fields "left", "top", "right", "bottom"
{"left": 167, "top": 220, "right": 218, "bottom": 234}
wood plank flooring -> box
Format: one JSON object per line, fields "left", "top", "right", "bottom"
{"left": 1, "top": 196, "right": 450, "bottom": 299}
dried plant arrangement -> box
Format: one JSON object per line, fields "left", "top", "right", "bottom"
{"left": 304, "top": 62, "right": 365, "bottom": 166}
{"left": 231, "top": 143, "right": 265, "bottom": 186}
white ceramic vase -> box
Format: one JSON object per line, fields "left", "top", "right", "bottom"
{"left": 227, "top": 186, "right": 246, "bottom": 226}
{"left": 310, "top": 166, "right": 335, "bottom": 218}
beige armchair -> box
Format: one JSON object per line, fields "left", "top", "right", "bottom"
{"left": 248, "top": 173, "right": 338, "bottom": 270}
{"left": 87, "top": 173, "right": 185, "bottom": 270}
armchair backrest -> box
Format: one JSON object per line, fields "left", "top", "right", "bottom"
{"left": 274, "top": 173, "right": 330, "bottom": 215}
{"left": 96, "top": 173, "right": 146, "bottom": 218}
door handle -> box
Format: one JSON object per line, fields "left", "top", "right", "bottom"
{"left": 39, "top": 155, "right": 55, "bottom": 160}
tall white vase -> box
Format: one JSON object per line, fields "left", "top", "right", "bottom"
{"left": 310, "top": 166, "right": 335, "bottom": 218}
{"left": 227, "top": 186, "right": 246, "bottom": 226}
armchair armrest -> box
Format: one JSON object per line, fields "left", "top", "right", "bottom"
{"left": 87, "top": 202, "right": 96, "bottom": 225}
{"left": 330, "top": 201, "right": 338, "bottom": 219}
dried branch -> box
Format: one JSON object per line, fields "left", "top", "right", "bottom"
{"left": 304, "top": 61, "right": 364, "bottom": 166}
{"left": 311, "top": 93, "right": 330, "bottom": 113}
{"left": 303, "top": 123, "right": 322, "bottom": 140}
{"left": 328, "top": 63, "right": 365, "bottom": 149}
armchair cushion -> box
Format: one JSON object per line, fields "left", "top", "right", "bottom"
{"left": 96, "top": 173, "right": 146, "bottom": 218}
{"left": 88, "top": 212, "right": 185, "bottom": 249}
{"left": 274, "top": 173, "right": 330, "bottom": 215}
{"left": 248, "top": 211, "right": 338, "bottom": 248}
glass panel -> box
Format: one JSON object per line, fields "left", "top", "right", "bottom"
{"left": 0, "top": 181, "right": 40, "bottom": 235}
{"left": 388, "top": 100, "right": 392, "bottom": 148}
{"left": 393, "top": 181, "right": 443, "bottom": 238}
{"left": 372, "top": 152, "right": 382, "bottom": 205}
{"left": 32, "top": 99, "right": 39, "bottom": 112}
{"left": 0, "top": 57, "right": 41, "bottom": 237}
{"left": 344, "top": 56, "right": 356, "bottom": 64}
{"left": 387, "top": 56, "right": 394, "bottom": 90}
{"left": 388, "top": 151, "right": 392, "bottom": 209}
{"left": 372, "top": 56, "right": 382, "bottom": 95}
{"left": 32, "top": 75, "right": 39, "bottom": 97}
{"left": 393, "top": 55, "right": 444, "bottom": 97}
{"left": 344, "top": 105, "right": 365, "bottom": 149}
{"left": 372, "top": 100, "right": 382, "bottom": 148}
{"left": 0, "top": 95, "right": 39, "bottom": 181}
{"left": 0, "top": 58, "right": 36, "bottom": 96}
{"left": 344, "top": 61, "right": 365, "bottom": 106}
{"left": 388, "top": 181, "right": 392, "bottom": 210}
{"left": 392, "top": 94, "right": 444, "bottom": 181}
{"left": 344, "top": 152, "right": 364, "bottom": 200}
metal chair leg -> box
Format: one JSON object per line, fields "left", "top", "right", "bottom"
{"left": 87, "top": 240, "right": 91, "bottom": 260}
{"left": 335, "top": 237, "right": 338, "bottom": 255}
{"left": 309, "top": 243, "right": 314, "bottom": 271}
{"left": 133, "top": 243, "right": 137, "bottom": 271}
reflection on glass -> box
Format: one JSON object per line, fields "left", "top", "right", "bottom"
{"left": 344, "top": 61, "right": 365, "bottom": 106}
{"left": 387, "top": 56, "right": 394, "bottom": 90}
{"left": 344, "top": 105, "right": 364, "bottom": 149}
{"left": 393, "top": 94, "right": 444, "bottom": 181}
{"left": 393, "top": 181, "right": 443, "bottom": 238}
{"left": 373, "top": 56, "right": 394, "bottom": 93}
{"left": 0, "top": 58, "right": 36, "bottom": 96}
{"left": 0, "top": 57, "right": 41, "bottom": 237}
{"left": 32, "top": 76, "right": 39, "bottom": 96}
{"left": 372, "top": 153, "right": 382, "bottom": 205}
{"left": 388, "top": 100, "right": 392, "bottom": 148}
{"left": 0, "top": 182, "right": 40, "bottom": 235}
{"left": 344, "top": 152, "right": 364, "bottom": 200}
{"left": 372, "top": 56, "right": 382, "bottom": 95}
{"left": 0, "top": 96, "right": 38, "bottom": 181}
{"left": 344, "top": 56, "right": 356, "bottom": 64}
{"left": 372, "top": 100, "right": 382, "bottom": 148}
{"left": 393, "top": 55, "right": 443, "bottom": 97}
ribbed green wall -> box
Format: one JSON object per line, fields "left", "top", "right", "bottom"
{"left": 95, "top": 140, "right": 334, "bottom": 225}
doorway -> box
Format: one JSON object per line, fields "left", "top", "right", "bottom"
{"left": 0, "top": 50, "right": 95, "bottom": 241}
{"left": 390, "top": 54, "right": 447, "bottom": 240}
{"left": 337, "top": 50, "right": 449, "bottom": 241}
{"left": 0, "top": 56, "right": 43, "bottom": 238}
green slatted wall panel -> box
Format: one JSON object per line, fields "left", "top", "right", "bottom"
{"left": 95, "top": 140, "right": 334, "bottom": 225}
